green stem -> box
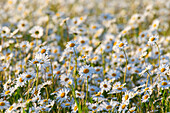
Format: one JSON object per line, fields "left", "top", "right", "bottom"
{"left": 36, "top": 65, "right": 39, "bottom": 91}
{"left": 123, "top": 49, "right": 128, "bottom": 83}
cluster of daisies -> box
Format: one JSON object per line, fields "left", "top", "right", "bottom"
{"left": 0, "top": 0, "right": 169, "bottom": 112}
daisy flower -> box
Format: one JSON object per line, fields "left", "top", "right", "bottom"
{"left": 148, "top": 35, "right": 159, "bottom": 45}
{"left": 16, "top": 74, "right": 26, "bottom": 87}
{"left": 118, "top": 102, "right": 129, "bottom": 113}
{"left": 79, "top": 65, "right": 94, "bottom": 78}
{"left": 61, "top": 101, "right": 72, "bottom": 108}
{"left": 88, "top": 85, "right": 99, "bottom": 94}
{"left": 66, "top": 40, "right": 79, "bottom": 51}
{"left": 127, "top": 106, "right": 136, "bottom": 113}
{"left": 151, "top": 19, "right": 160, "bottom": 30}
{"left": 56, "top": 88, "right": 70, "bottom": 103}
{"left": 75, "top": 90, "right": 85, "bottom": 99}
{"left": 60, "top": 74, "right": 73, "bottom": 87}
{"left": 158, "top": 64, "right": 169, "bottom": 75}
{"left": 88, "top": 103, "right": 98, "bottom": 112}
{"left": 1, "top": 87, "right": 14, "bottom": 97}
{"left": 0, "top": 26, "right": 10, "bottom": 38}
{"left": 20, "top": 41, "right": 29, "bottom": 48}
{"left": 92, "top": 92, "right": 105, "bottom": 102}
{"left": 38, "top": 46, "right": 50, "bottom": 55}
{"left": 17, "top": 20, "right": 29, "bottom": 32}
{"left": 141, "top": 93, "right": 150, "bottom": 103}
{"left": 122, "top": 91, "right": 133, "bottom": 102}
{"left": 106, "top": 69, "right": 121, "bottom": 80}
{"left": 94, "top": 66, "right": 103, "bottom": 74}
{"left": 100, "top": 100, "right": 119, "bottom": 111}
{"left": 100, "top": 80, "right": 111, "bottom": 93}
{"left": 34, "top": 53, "right": 50, "bottom": 69}
{"left": 5, "top": 103, "right": 17, "bottom": 113}
{"left": 114, "top": 40, "right": 128, "bottom": 50}
{"left": 71, "top": 103, "right": 78, "bottom": 113}
{"left": 109, "top": 82, "right": 127, "bottom": 94}
{"left": 0, "top": 99, "right": 10, "bottom": 109}
{"left": 158, "top": 80, "right": 170, "bottom": 89}
{"left": 77, "top": 35, "right": 89, "bottom": 46}
{"left": 29, "top": 26, "right": 44, "bottom": 38}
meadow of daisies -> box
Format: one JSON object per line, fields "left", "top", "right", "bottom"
{"left": 0, "top": 0, "right": 170, "bottom": 113}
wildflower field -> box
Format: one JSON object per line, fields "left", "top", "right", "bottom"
{"left": 0, "top": 0, "right": 170, "bottom": 112}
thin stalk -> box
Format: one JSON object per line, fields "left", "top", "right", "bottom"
{"left": 123, "top": 49, "right": 128, "bottom": 83}
{"left": 146, "top": 71, "right": 151, "bottom": 87}
{"left": 36, "top": 65, "right": 39, "bottom": 91}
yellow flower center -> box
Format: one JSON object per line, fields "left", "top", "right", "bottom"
{"left": 30, "top": 42, "right": 34, "bottom": 46}
{"left": 161, "top": 68, "right": 165, "bottom": 72}
{"left": 96, "top": 69, "right": 100, "bottom": 72}
{"left": 107, "top": 46, "right": 110, "bottom": 49}
{"left": 70, "top": 43, "right": 75, "bottom": 47}
{"left": 112, "top": 73, "right": 116, "bottom": 77}
{"left": 117, "top": 87, "right": 122, "bottom": 90}
{"left": 8, "top": 0, "right": 13, "bottom": 4}
{"left": 0, "top": 102, "right": 5, "bottom": 106}
{"left": 5, "top": 90, "right": 10, "bottom": 95}
{"left": 103, "top": 84, "right": 107, "bottom": 88}
{"left": 141, "top": 34, "right": 145, "bottom": 38}
{"left": 26, "top": 74, "right": 32, "bottom": 78}
{"left": 122, "top": 30, "right": 127, "bottom": 34}
{"left": 83, "top": 69, "right": 89, "bottom": 74}
{"left": 144, "top": 88, "right": 149, "bottom": 91}
{"left": 48, "top": 74, "right": 52, "bottom": 76}
{"left": 56, "top": 71, "right": 60, "bottom": 74}
{"left": 43, "top": 99, "right": 48, "bottom": 102}
{"left": 54, "top": 49, "right": 58, "bottom": 53}
{"left": 122, "top": 104, "right": 126, "bottom": 109}
{"left": 130, "top": 109, "right": 135, "bottom": 112}
{"left": 3, "top": 67, "right": 6, "bottom": 70}
{"left": 77, "top": 93, "right": 81, "bottom": 96}
{"left": 135, "top": 70, "right": 139, "bottom": 73}
{"left": 119, "top": 55, "right": 124, "bottom": 58}
{"left": 34, "top": 90, "right": 38, "bottom": 95}
{"left": 144, "top": 95, "right": 149, "bottom": 100}
{"left": 19, "top": 78, "right": 23, "bottom": 82}
{"left": 33, "top": 60, "right": 39, "bottom": 64}
{"left": 60, "top": 92, "right": 65, "bottom": 98}
{"left": 65, "top": 78, "right": 69, "bottom": 82}
{"left": 150, "top": 37, "right": 155, "bottom": 41}
{"left": 9, "top": 106, "right": 13, "bottom": 111}
{"left": 162, "top": 82, "right": 167, "bottom": 86}
{"left": 65, "top": 103, "right": 70, "bottom": 106}
{"left": 90, "top": 88, "right": 95, "bottom": 91}
{"left": 80, "top": 17, "right": 83, "bottom": 20}
{"left": 41, "top": 108, "right": 45, "bottom": 110}
{"left": 78, "top": 80, "right": 82, "bottom": 83}
{"left": 26, "top": 99, "right": 32, "bottom": 102}
{"left": 113, "top": 42, "right": 117, "bottom": 46}
{"left": 92, "top": 26, "right": 96, "bottom": 29}
{"left": 95, "top": 92, "right": 101, "bottom": 96}
{"left": 56, "top": 13, "right": 60, "bottom": 16}
{"left": 74, "top": 106, "right": 78, "bottom": 111}
{"left": 92, "top": 106, "right": 97, "bottom": 109}
{"left": 125, "top": 95, "right": 129, "bottom": 100}
{"left": 119, "top": 43, "right": 124, "bottom": 47}
{"left": 41, "top": 49, "right": 46, "bottom": 53}
{"left": 22, "top": 45, "right": 26, "bottom": 48}
{"left": 153, "top": 24, "right": 157, "bottom": 28}
{"left": 106, "top": 105, "right": 112, "bottom": 109}
{"left": 80, "top": 40, "right": 85, "bottom": 44}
